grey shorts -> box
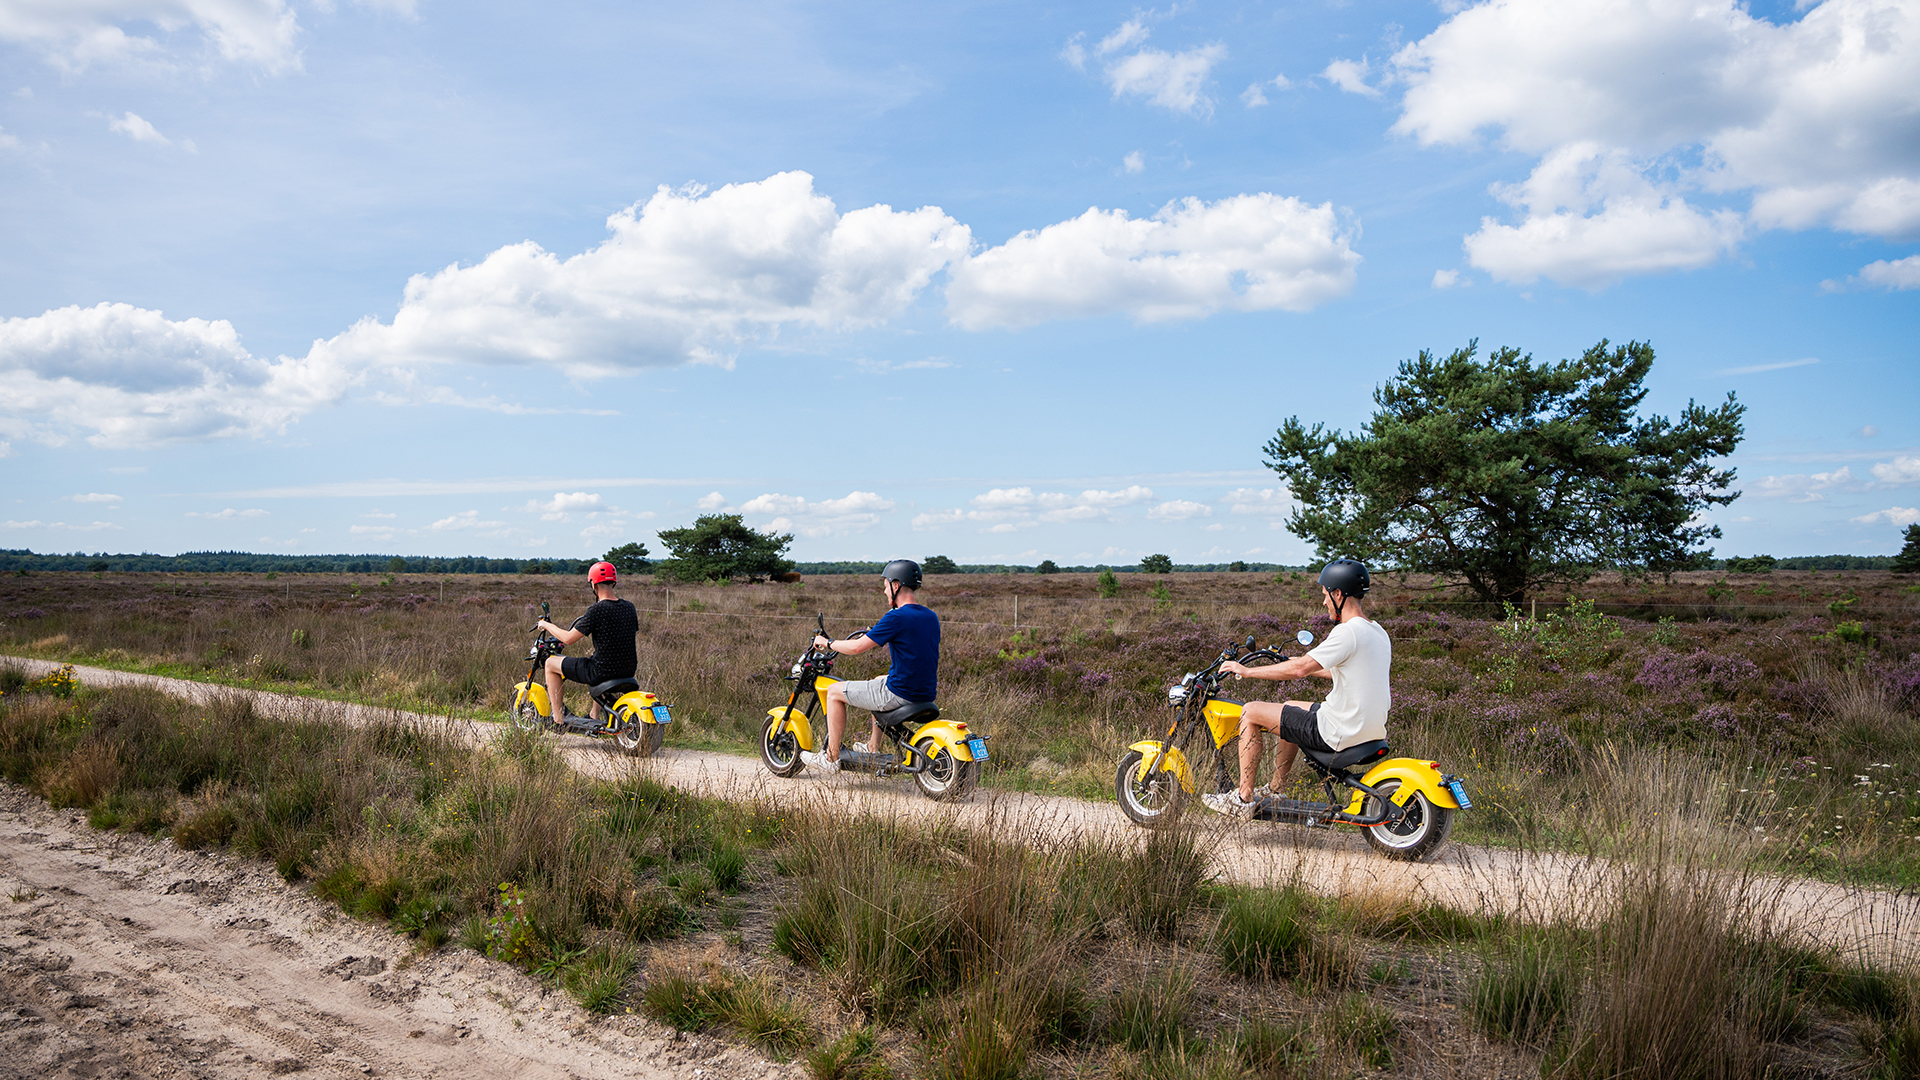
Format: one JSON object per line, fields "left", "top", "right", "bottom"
{"left": 838, "top": 676, "right": 914, "bottom": 714}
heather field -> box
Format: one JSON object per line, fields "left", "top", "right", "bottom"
{"left": 3, "top": 567, "right": 1918, "bottom": 884}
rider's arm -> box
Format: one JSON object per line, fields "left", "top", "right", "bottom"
{"left": 1221, "top": 654, "right": 1327, "bottom": 681}
{"left": 813, "top": 634, "right": 880, "bottom": 656}
{"left": 539, "top": 620, "right": 587, "bottom": 646}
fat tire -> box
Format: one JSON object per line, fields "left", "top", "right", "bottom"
{"left": 1362, "top": 778, "right": 1454, "bottom": 862}
{"left": 614, "top": 709, "right": 665, "bottom": 757}
{"left": 1115, "top": 749, "right": 1186, "bottom": 828}
{"left": 509, "top": 694, "right": 544, "bottom": 733}
{"left": 912, "top": 737, "right": 978, "bottom": 802}
{"left": 761, "top": 711, "right": 804, "bottom": 777}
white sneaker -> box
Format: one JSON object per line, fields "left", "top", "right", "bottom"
{"left": 851, "top": 742, "right": 870, "bottom": 755}
{"left": 1202, "top": 791, "right": 1257, "bottom": 820}
{"left": 1250, "top": 784, "right": 1275, "bottom": 800}
{"left": 800, "top": 750, "right": 841, "bottom": 774}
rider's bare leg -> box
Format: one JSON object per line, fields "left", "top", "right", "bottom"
{"left": 1237, "top": 701, "right": 1291, "bottom": 801}
{"left": 823, "top": 683, "right": 849, "bottom": 760}
{"left": 542, "top": 656, "right": 568, "bottom": 720}
{"left": 1266, "top": 699, "right": 1319, "bottom": 794}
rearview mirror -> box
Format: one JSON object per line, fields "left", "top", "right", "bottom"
{"left": 1296, "top": 629, "right": 1314, "bottom": 646}
{"left": 1245, "top": 635, "right": 1256, "bottom": 650}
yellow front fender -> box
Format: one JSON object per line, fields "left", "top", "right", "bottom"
{"left": 1127, "top": 740, "right": 1195, "bottom": 794}
{"left": 908, "top": 719, "right": 984, "bottom": 761}
{"left": 766, "top": 705, "right": 814, "bottom": 752}
{"left": 1342, "top": 758, "right": 1463, "bottom": 815}
{"left": 513, "top": 680, "right": 551, "bottom": 719}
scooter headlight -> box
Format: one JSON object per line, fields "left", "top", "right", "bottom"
{"left": 1167, "top": 685, "right": 1188, "bottom": 705}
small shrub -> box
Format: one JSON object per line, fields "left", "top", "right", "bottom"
{"left": 643, "top": 970, "right": 717, "bottom": 1030}
{"left": 562, "top": 945, "right": 635, "bottom": 1015}
{"left": 1467, "top": 931, "right": 1578, "bottom": 1046}
{"left": 807, "top": 1027, "right": 890, "bottom": 1080}
{"left": 1110, "top": 967, "right": 1193, "bottom": 1053}
{"left": 1213, "top": 885, "right": 1313, "bottom": 980}
{"left": 1097, "top": 569, "right": 1120, "bottom": 599}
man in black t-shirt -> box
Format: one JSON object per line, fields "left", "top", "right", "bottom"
{"left": 535, "top": 561, "right": 640, "bottom": 724}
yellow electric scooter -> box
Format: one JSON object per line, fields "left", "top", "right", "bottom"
{"left": 759, "top": 615, "right": 987, "bottom": 801}
{"left": 509, "top": 601, "right": 668, "bottom": 756}
{"left": 1115, "top": 630, "right": 1470, "bottom": 861}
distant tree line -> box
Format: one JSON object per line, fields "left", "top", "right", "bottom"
{"left": 0, "top": 550, "right": 595, "bottom": 575}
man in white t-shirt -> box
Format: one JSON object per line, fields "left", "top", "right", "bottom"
{"left": 1204, "top": 558, "right": 1391, "bottom": 819}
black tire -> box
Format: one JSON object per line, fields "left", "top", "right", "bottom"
{"left": 761, "top": 711, "right": 804, "bottom": 777}
{"left": 509, "top": 694, "right": 544, "bottom": 733}
{"left": 1115, "top": 748, "right": 1187, "bottom": 828}
{"left": 1362, "top": 778, "right": 1455, "bottom": 861}
{"left": 912, "top": 737, "right": 978, "bottom": 802}
{"left": 615, "top": 709, "right": 664, "bottom": 757}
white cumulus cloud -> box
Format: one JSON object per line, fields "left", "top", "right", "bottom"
{"left": 106, "top": 111, "right": 168, "bottom": 144}
{"left": 737, "top": 490, "right": 895, "bottom": 538}
{"left": 1148, "top": 499, "right": 1212, "bottom": 521}
{"left": 1753, "top": 466, "right": 1853, "bottom": 502}
{"left": 0, "top": 0, "right": 303, "bottom": 73}
{"left": 1847, "top": 255, "right": 1920, "bottom": 291}
{"left": 1384, "top": 0, "right": 1920, "bottom": 287}
{"left": 524, "top": 491, "right": 603, "bottom": 520}
{"left": 431, "top": 510, "right": 506, "bottom": 531}
{"left": 1852, "top": 506, "right": 1920, "bottom": 526}
{"left": 1321, "top": 57, "right": 1382, "bottom": 98}
{"left": 1068, "top": 19, "right": 1226, "bottom": 116}
{"left": 913, "top": 486, "right": 1154, "bottom": 532}
{"left": 1872, "top": 455, "right": 1920, "bottom": 485}
{"left": 948, "top": 193, "right": 1359, "bottom": 329}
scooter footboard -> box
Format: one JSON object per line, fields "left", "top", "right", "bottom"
{"left": 513, "top": 680, "right": 551, "bottom": 718}
{"left": 766, "top": 705, "right": 815, "bottom": 752}
{"left": 1342, "top": 757, "right": 1464, "bottom": 815}
{"left": 1126, "top": 740, "right": 1195, "bottom": 794}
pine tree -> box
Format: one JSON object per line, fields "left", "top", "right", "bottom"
{"left": 1893, "top": 523, "right": 1920, "bottom": 574}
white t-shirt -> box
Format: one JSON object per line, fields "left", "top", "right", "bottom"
{"left": 1306, "top": 617, "right": 1392, "bottom": 749}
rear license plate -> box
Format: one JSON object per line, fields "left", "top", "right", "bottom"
{"left": 651, "top": 705, "right": 671, "bottom": 724}
{"left": 967, "top": 736, "right": 988, "bottom": 760}
{"left": 1447, "top": 778, "right": 1472, "bottom": 809}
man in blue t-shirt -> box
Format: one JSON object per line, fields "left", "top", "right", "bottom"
{"left": 801, "top": 559, "right": 939, "bottom": 774}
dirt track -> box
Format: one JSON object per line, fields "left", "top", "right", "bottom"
{"left": 2, "top": 657, "right": 1917, "bottom": 1076}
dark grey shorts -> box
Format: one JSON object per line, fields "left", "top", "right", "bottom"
{"left": 1279, "top": 702, "right": 1332, "bottom": 753}
{"left": 839, "top": 676, "right": 914, "bottom": 713}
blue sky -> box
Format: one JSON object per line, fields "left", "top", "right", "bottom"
{"left": 1, "top": 0, "right": 1916, "bottom": 566}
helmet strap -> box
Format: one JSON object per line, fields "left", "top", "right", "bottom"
{"left": 1329, "top": 589, "right": 1347, "bottom": 621}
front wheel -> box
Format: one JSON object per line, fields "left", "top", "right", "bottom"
{"left": 761, "top": 710, "right": 804, "bottom": 777}
{"left": 1115, "top": 749, "right": 1186, "bottom": 828}
{"left": 509, "top": 693, "right": 544, "bottom": 733}
{"left": 615, "top": 709, "right": 664, "bottom": 757}
{"left": 912, "top": 737, "right": 978, "bottom": 802}
{"left": 1362, "top": 778, "right": 1454, "bottom": 862}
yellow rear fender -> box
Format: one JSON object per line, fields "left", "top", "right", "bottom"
{"left": 611, "top": 690, "right": 660, "bottom": 718}
{"left": 908, "top": 720, "right": 983, "bottom": 761}
{"left": 1126, "top": 740, "right": 1195, "bottom": 794}
{"left": 513, "top": 681, "right": 551, "bottom": 718}
{"left": 1343, "top": 758, "right": 1463, "bottom": 815}
{"left": 766, "top": 705, "right": 814, "bottom": 752}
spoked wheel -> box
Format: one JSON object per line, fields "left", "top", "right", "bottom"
{"left": 761, "top": 711, "right": 804, "bottom": 777}
{"left": 614, "top": 708, "right": 664, "bottom": 757}
{"left": 509, "top": 694, "right": 544, "bottom": 733}
{"left": 912, "top": 736, "right": 978, "bottom": 802}
{"left": 1362, "top": 778, "right": 1454, "bottom": 861}
{"left": 1115, "top": 749, "right": 1187, "bottom": 828}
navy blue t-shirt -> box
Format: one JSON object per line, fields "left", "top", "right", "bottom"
{"left": 865, "top": 603, "right": 939, "bottom": 703}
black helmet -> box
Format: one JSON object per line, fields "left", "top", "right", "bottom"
{"left": 881, "top": 559, "right": 923, "bottom": 590}
{"left": 1318, "top": 558, "right": 1370, "bottom": 599}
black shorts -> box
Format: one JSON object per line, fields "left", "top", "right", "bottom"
{"left": 1279, "top": 703, "right": 1332, "bottom": 753}
{"left": 560, "top": 655, "right": 607, "bottom": 686}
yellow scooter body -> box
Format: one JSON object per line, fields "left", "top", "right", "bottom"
{"left": 762, "top": 674, "right": 844, "bottom": 751}
{"left": 1127, "top": 739, "right": 1196, "bottom": 793}
{"left": 1343, "top": 758, "right": 1464, "bottom": 814}
{"left": 1201, "top": 699, "right": 1243, "bottom": 747}
{"left": 514, "top": 681, "right": 664, "bottom": 725}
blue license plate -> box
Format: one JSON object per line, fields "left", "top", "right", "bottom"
{"left": 1447, "top": 778, "right": 1472, "bottom": 809}
{"left": 652, "top": 705, "right": 671, "bottom": 724}
{"left": 967, "top": 736, "right": 988, "bottom": 760}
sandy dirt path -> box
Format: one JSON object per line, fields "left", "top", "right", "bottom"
{"left": 7, "top": 657, "right": 1919, "bottom": 972}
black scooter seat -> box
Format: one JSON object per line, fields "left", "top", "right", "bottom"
{"left": 872, "top": 700, "right": 939, "bottom": 729}
{"left": 1302, "top": 739, "right": 1390, "bottom": 771}
{"left": 590, "top": 677, "right": 640, "bottom": 703}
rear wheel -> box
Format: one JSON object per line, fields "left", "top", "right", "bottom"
{"left": 761, "top": 711, "right": 804, "bottom": 777}
{"left": 1115, "top": 748, "right": 1187, "bottom": 828}
{"left": 615, "top": 709, "right": 664, "bottom": 757}
{"left": 1362, "top": 778, "right": 1454, "bottom": 861}
{"left": 912, "top": 737, "right": 978, "bottom": 801}
{"left": 509, "top": 693, "right": 544, "bottom": 732}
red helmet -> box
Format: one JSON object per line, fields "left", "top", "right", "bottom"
{"left": 588, "top": 561, "right": 617, "bottom": 585}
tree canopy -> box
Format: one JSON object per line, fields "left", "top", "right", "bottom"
{"left": 654, "top": 514, "right": 794, "bottom": 582}
{"left": 1140, "top": 554, "right": 1174, "bottom": 575}
{"left": 1264, "top": 340, "right": 1744, "bottom": 604}
{"left": 601, "top": 542, "right": 652, "bottom": 576}
{"left": 1893, "top": 524, "right": 1920, "bottom": 574}
{"left": 922, "top": 555, "right": 959, "bottom": 575}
